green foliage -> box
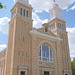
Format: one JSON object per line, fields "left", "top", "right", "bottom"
{"left": 0, "top": 2, "right": 6, "bottom": 9}
{"left": 71, "top": 58, "right": 75, "bottom": 75}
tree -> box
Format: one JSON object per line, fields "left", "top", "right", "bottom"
{"left": 0, "top": 2, "right": 6, "bottom": 9}
{"left": 71, "top": 58, "right": 75, "bottom": 75}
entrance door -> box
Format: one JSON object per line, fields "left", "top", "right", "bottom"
{"left": 44, "top": 71, "right": 49, "bottom": 75}
{"left": 21, "top": 71, "right": 25, "bottom": 75}
{"left": 65, "top": 74, "right": 68, "bottom": 75}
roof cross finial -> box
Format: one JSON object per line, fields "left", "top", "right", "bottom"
{"left": 53, "top": 0, "right": 56, "bottom": 2}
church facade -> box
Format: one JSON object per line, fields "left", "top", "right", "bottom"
{"left": 0, "top": 0, "right": 72, "bottom": 75}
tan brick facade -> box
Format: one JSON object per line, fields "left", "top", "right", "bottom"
{"left": 0, "top": 1, "right": 72, "bottom": 75}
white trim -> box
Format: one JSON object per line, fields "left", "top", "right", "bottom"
{"left": 18, "top": 66, "right": 28, "bottom": 69}
{"left": 17, "top": 13, "right": 32, "bottom": 20}
{"left": 19, "top": 69, "right": 27, "bottom": 75}
{"left": 9, "top": 13, "right": 32, "bottom": 25}
{"left": 49, "top": 17, "right": 65, "bottom": 22}
{"left": 30, "top": 30, "right": 62, "bottom": 41}
{"left": 64, "top": 70, "right": 69, "bottom": 72}
{"left": 53, "top": 27, "right": 67, "bottom": 33}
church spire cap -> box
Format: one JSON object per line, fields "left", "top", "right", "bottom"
{"left": 53, "top": 0, "right": 56, "bottom": 3}
{"left": 14, "top": 0, "right": 32, "bottom": 8}
{"left": 49, "top": 0, "right": 65, "bottom": 21}
{"left": 15, "top": 0, "right": 29, "bottom": 3}
{"left": 53, "top": 0, "right": 59, "bottom": 8}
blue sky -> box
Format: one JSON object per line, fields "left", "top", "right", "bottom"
{"left": 0, "top": 0, "right": 75, "bottom": 59}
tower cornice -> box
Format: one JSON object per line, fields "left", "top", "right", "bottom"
{"left": 11, "top": 1, "right": 33, "bottom": 12}
{"left": 48, "top": 18, "right": 66, "bottom": 24}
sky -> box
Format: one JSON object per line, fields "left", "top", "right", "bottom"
{"left": 0, "top": 0, "right": 75, "bottom": 59}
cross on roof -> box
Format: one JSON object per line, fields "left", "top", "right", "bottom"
{"left": 53, "top": 0, "right": 56, "bottom": 2}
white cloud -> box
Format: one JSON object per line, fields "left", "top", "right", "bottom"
{"left": 67, "top": 27, "right": 75, "bottom": 58}
{"left": 13, "top": 0, "right": 75, "bottom": 12}
{"left": 70, "top": 54, "right": 75, "bottom": 58}
{"left": 0, "top": 44, "right": 7, "bottom": 52}
{"left": 29, "top": 0, "right": 75, "bottom": 12}
{"left": 67, "top": 5, "right": 75, "bottom": 11}
{"left": 32, "top": 12, "right": 48, "bottom": 28}
{"left": 0, "top": 17, "right": 10, "bottom": 34}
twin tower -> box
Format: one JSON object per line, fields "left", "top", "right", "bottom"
{"left": 3, "top": 0, "right": 72, "bottom": 75}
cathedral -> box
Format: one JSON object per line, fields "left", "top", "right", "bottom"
{"left": 0, "top": 0, "right": 72, "bottom": 75}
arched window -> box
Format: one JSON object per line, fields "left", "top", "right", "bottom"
{"left": 39, "top": 44, "right": 53, "bottom": 62}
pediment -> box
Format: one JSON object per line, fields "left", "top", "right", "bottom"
{"left": 37, "top": 28, "right": 56, "bottom": 37}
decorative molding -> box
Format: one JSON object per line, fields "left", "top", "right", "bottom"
{"left": 53, "top": 27, "right": 67, "bottom": 33}
{"left": 16, "top": 13, "right": 32, "bottom": 20}
{"left": 64, "top": 70, "right": 69, "bottom": 72}
{"left": 30, "top": 30, "right": 62, "bottom": 41}
{"left": 9, "top": 13, "right": 33, "bottom": 24}
{"left": 19, "top": 68, "right": 27, "bottom": 75}
{"left": 50, "top": 17, "right": 65, "bottom": 22}
{"left": 18, "top": 66, "right": 28, "bottom": 69}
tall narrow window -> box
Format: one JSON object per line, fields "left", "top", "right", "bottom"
{"left": 20, "top": 8, "right": 22, "bottom": 15}
{"left": 39, "top": 46, "right": 41, "bottom": 60}
{"left": 60, "top": 23, "right": 61, "bottom": 28}
{"left": 22, "top": 52, "right": 24, "bottom": 56}
{"left": 53, "top": 23, "right": 55, "bottom": 29}
{"left": 18, "top": 51, "right": 20, "bottom": 56}
{"left": 27, "top": 11, "right": 28, "bottom": 17}
{"left": 23, "top": 37, "right": 24, "bottom": 41}
{"left": 26, "top": 52, "right": 28, "bottom": 57}
{"left": 62, "top": 24, "right": 64, "bottom": 30}
{"left": 58, "top": 23, "right": 60, "bottom": 28}
{"left": 45, "top": 27, "right": 48, "bottom": 32}
{"left": 50, "top": 48, "right": 53, "bottom": 62}
{"left": 24, "top": 23, "right": 25, "bottom": 27}
{"left": 23, "top": 9, "right": 25, "bottom": 16}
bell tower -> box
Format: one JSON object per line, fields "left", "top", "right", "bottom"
{"left": 48, "top": 2, "right": 72, "bottom": 75}
{"left": 4, "top": 0, "right": 33, "bottom": 75}
{"left": 49, "top": 3, "right": 62, "bottom": 21}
